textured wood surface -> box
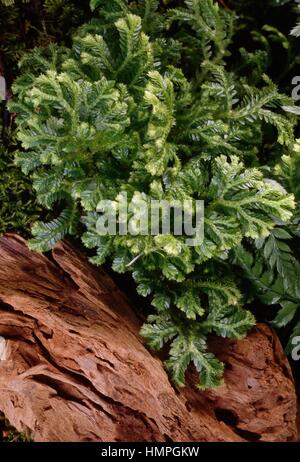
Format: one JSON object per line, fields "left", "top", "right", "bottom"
{"left": 0, "top": 234, "right": 298, "bottom": 442}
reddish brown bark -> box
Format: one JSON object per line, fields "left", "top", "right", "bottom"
{"left": 0, "top": 234, "right": 298, "bottom": 442}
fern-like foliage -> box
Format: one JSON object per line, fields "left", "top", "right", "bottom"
{"left": 0, "top": 141, "right": 41, "bottom": 234}
{"left": 0, "top": 0, "right": 28, "bottom": 5}
{"left": 235, "top": 139, "right": 300, "bottom": 354}
{"left": 9, "top": 0, "right": 299, "bottom": 388}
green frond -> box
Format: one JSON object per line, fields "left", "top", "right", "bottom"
{"left": 29, "top": 205, "right": 80, "bottom": 252}
{"left": 167, "top": 0, "right": 234, "bottom": 66}
{"left": 165, "top": 330, "right": 224, "bottom": 389}
{"left": 203, "top": 305, "right": 256, "bottom": 339}
{"left": 142, "top": 70, "right": 179, "bottom": 176}
{"left": 141, "top": 313, "right": 225, "bottom": 389}
{"left": 175, "top": 290, "right": 204, "bottom": 320}
{"left": 189, "top": 278, "right": 242, "bottom": 307}
{"left": 210, "top": 156, "right": 295, "bottom": 238}
{"left": 140, "top": 313, "right": 179, "bottom": 350}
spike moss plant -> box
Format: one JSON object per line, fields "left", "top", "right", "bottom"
{"left": 9, "top": 0, "right": 299, "bottom": 389}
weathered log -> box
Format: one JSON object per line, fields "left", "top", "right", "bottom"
{"left": 0, "top": 233, "right": 298, "bottom": 442}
